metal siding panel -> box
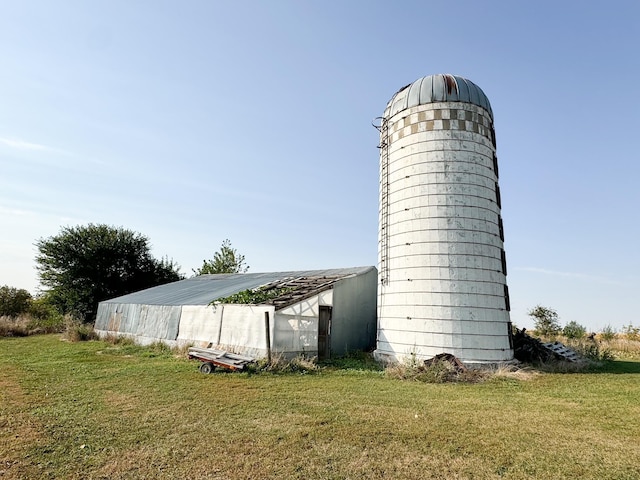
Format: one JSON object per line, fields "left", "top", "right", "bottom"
{"left": 94, "top": 303, "right": 111, "bottom": 330}
{"left": 165, "top": 306, "right": 181, "bottom": 340}
{"left": 330, "top": 267, "right": 377, "bottom": 355}
{"left": 125, "top": 304, "right": 140, "bottom": 334}
{"left": 135, "top": 305, "right": 180, "bottom": 340}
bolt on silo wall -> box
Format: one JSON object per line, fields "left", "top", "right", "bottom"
{"left": 375, "top": 75, "right": 514, "bottom": 364}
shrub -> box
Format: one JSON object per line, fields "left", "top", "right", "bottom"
{"left": 64, "top": 318, "right": 98, "bottom": 342}
{"left": 563, "top": 321, "right": 586, "bottom": 339}
{"left": 0, "top": 285, "right": 32, "bottom": 317}
{"left": 385, "top": 353, "right": 485, "bottom": 383}
{"left": 103, "top": 333, "right": 136, "bottom": 346}
{"left": 25, "top": 296, "right": 65, "bottom": 333}
{"left": 142, "top": 341, "right": 174, "bottom": 358}
{"left": 26, "top": 315, "right": 66, "bottom": 334}
{"left": 0, "top": 297, "right": 65, "bottom": 337}
{"left": 528, "top": 305, "right": 561, "bottom": 337}
{"left": 28, "top": 295, "right": 61, "bottom": 319}
{"left": 622, "top": 324, "right": 640, "bottom": 341}
{"left": 320, "top": 350, "right": 382, "bottom": 371}
{"left": 581, "top": 343, "right": 614, "bottom": 362}
{"left": 0, "top": 315, "right": 30, "bottom": 337}
{"left": 600, "top": 325, "right": 616, "bottom": 341}
{"left": 249, "top": 353, "right": 319, "bottom": 374}
{"left": 193, "top": 239, "right": 248, "bottom": 275}
{"left": 566, "top": 338, "right": 615, "bottom": 363}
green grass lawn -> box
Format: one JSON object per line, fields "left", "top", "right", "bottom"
{"left": 1, "top": 335, "right": 639, "bottom": 480}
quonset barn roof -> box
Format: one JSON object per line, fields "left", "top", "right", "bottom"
{"left": 385, "top": 73, "right": 493, "bottom": 118}
{"left": 101, "top": 267, "right": 375, "bottom": 307}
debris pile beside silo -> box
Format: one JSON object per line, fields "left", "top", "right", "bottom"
{"left": 385, "top": 352, "right": 494, "bottom": 383}
{"left": 424, "top": 353, "right": 467, "bottom": 373}
{"left": 513, "top": 328, "right": 582, "bottom": 363}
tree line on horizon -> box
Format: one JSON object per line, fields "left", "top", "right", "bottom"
{"left": 3, "top": 223, "right": 638, "bottom": 340}
{"left": 2, "top": 223, "right": 248, "bottom": 323}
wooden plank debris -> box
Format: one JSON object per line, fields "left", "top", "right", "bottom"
{"left": 424, "top": 353, "right": 467, "bottom": 372}
{"left": 541, "top": 341, "right": 582, "bottom": 363}
{"left": 258, "top": 275, "right": 345, "bottom": 309}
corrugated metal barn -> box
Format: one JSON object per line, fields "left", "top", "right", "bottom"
{"left": 94, "top": 267, "right": 377, "bottom": 359}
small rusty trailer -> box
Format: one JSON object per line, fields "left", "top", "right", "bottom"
{"left": 188, "top": 346, "right": 255, "bottom": 373}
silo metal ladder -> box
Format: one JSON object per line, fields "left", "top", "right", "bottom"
{"left": 376, "top": 116, "right": 390, "bottom": 285}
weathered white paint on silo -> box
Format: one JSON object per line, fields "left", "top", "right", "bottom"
{"left": 375, "top": 74, "right": 513, "bottom": 364}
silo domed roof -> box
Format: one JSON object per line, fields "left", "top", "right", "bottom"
{"left": 385, "top": 74, "right": 493, "bottom": 119}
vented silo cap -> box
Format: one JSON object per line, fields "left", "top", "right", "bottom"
{"left": 385, "top": 74, "right": 493, "bottom": 119}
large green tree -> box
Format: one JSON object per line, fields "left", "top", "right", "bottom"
{"left": 193, "top": 239, "right": 248, "bottom": 275}
{"left": 36, "top": 224, "right": 183, "bottom": 322}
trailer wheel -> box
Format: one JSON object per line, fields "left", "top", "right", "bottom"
{"left": 199, "top": 362, "right": 214, "bottom": 374}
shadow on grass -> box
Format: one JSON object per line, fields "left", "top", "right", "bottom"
{"left": 591, "top": 360, "right": 640, "bottom": 374}
{"left": 523, "top": 359, "right": 640, "bottom": 375}
{"left": 318, "top": 351, "right": 383, "bottom": 372}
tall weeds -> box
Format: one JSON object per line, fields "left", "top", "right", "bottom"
{"left": 0, "top": 313, "right": 66, "bottom": 337}
{"left": 248, "top": 353, "right": 320, "bottom": 374}
{"left": 63, "top": 318, "right": 99, "bottom": 342}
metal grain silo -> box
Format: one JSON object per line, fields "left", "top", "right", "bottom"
{"left": 374, "top": 74, "right": 513, "bottom": 365}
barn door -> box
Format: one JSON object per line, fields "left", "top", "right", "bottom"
{"left": 318, "top": 306, "right": 332, "bottom": 360}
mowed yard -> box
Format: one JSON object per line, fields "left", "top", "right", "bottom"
{"left": 1, "top": 335, "right": 639, "bottom": 480}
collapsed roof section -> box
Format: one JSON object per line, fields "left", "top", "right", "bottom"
{"left": 224, "top": 274, "right": 347, "bottom": 310}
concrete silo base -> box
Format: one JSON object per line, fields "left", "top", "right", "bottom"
{"left": 373, "top": 349, "right": 518, "bottom": 369}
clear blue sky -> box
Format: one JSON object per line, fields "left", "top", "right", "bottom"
{"left": 1, "top": 1, "right": 638, "bottom": 332}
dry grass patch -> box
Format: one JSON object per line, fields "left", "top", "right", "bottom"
{"left": 0, "top": 313, "right": 67, "bottom": 337}
{"left": 385, "top": 355, "right": 538, "bottom": 384}
{"left": 0, "top": 366, "right": 48, "bottom": 480}
{"left": 599, "top": 337, "right": 640, "bottom": 360}
{"left": 0, "top": 315, "right": 33, "bottom": 337}
{"left": 485, "top": 363, "right": 540, "bottom": 381}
